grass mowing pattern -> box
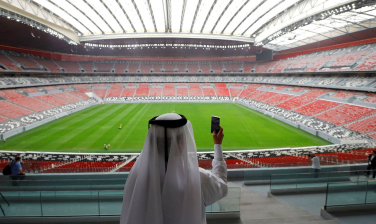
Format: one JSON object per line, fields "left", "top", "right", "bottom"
{"left": 0, "top": 103, "right": 330, "bottom": 153}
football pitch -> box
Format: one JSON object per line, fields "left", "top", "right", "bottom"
{"left": 0, "top": 103, "right": 330, "bottom": 153}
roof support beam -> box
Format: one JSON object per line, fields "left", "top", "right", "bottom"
{"left": 115, "top": 0, "right": 135, "bottom": 33}
{"left": 211, "top": 0, "right": 233, "bottom": 34}
{"left": 99, "top": 0, "right": 125, "bottom": 33}
{"left": 200, "top": 0, "right": 217, "bottom": 33}
{"left": 66, "top": 0, "right": 104, "bottom": 34}
{"left": 241, "top": 0, "right": 285, "bottom": 36}
{"left": 82, "top": 0, "right": 114, "bottom": 33}
{"left": 147, "top": 0, "right": 157, "bottom": 32}
{"left": 190, "top": 0, "right": 202, "bottom": 32}
{"left": 230, "top": 0, "right": 267, "bottom": 35}
{"left": 131, "top": 0, "right": 146, "bottom": 32}
{"left": 179, "top": 0, "right": 187, "bottom": 32}
{"left": 220, "top": 0, "right": 250, "bottom": 34}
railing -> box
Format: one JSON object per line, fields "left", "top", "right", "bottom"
{"left": 0, "top": 187, "right": 240, "bottom": 217}
{"left": 0, "top": 178, "right": 127, "bottom": 192}
{"left": 325, "top": 180, "right": 376, "bottom": 209}
{"left": 270, "top": 170, "right": 369, "bottom": 191}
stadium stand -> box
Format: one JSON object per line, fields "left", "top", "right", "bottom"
{"left": 345, "top": 115, "right": 376, "bottom": 133}
{"left": 315, "top": 105, "right": 376, "bottom": 125}
{"left": 0, "top": 54, "right": 22, "bottom": 71}
{"left": 214, "top": 83, "right": 229, "bottom": 97}
{"left": 162, "top": 83, "right": 176, "bottom": 96}
{"left": 0, "top": 101, "right": 32, "bottom": 118}
{"left": 33, "top": 58, "right": 61, "bottom": 72}
{"left": 277, "top": 89, "right": 329, "bottom": 110}
{"left": 294, "top": 100, "right": 340, "bottom": 116}
{"left": 35, "top": 94, "right": 69, "bottom": 106}
{"left": 95, "top": 62, "right": 114, "bottom": 72}
{"left": 54, "top": 92, "right": 82, "bottom": 103}
{"left": 107, "top": 83, "right": 123, "bottom": 97}
{"left": 55, "top": 61, "right": 81, "bottom": 73}
{"left": 134, "top": 83, "right": 149, "bottom": 96}
{"left": 115, "top": 63, "right": 128, "bottom": 73}
{"left": 80, "top": 62, "right": 94, "bottom": 72}
{"left": 188, "top": 83, "right": 203, "bottom": 96}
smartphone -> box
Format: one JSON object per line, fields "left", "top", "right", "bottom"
{"left": 211, "top": 116, "right": 220, "bottom": 134}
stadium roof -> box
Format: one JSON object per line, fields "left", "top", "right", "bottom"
{"left": 0, "top": 0, "right": 376, "bottom": 52}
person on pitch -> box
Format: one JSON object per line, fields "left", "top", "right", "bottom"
{"left": 120, "top": 113, "right": 227, "bottom": 224}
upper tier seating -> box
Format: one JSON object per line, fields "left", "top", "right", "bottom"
{"left": 187, "top": 64, "right": 198, "bottom": 73}
{"left": 163, "top": 64, "right": 175, "bottom": 72}
{"left": 0, "top": 55, "right": 21, "bottom": 71}
{"left": 199, "top": 64, "right": 210, "bottom": 73}
{"left": 305, "top": 55, "right": 337, "bottom": 72}
{"left": 211, "top": 64, "right": 222, "bottom": 73}
{"left": 152, "top": 63, "right": 163, "bottom": 72}
{"left": 128, "top": 64, "right": 140, "bottom": 73}
{"left": 55, "top": 61, "right": 81, "bottom": 73}
{"left": 331, "top": 91, "right": 358, "bottom": 99}
{"left": 255, "top": 61, "right": 278, "bottom": 72}
{"left": 34, "top": 59, "right": 61, "bottom": 72}
{"left": 272, "top": 60, "right": 294, "bottom": 73}
{"left": 315, "top": 104, "right": 376, "bottom": 125}
{"left": 330, "top": 51, "right": 370, "bottom": 67}
{"left": 115, "top": 63, "right": 128, "bottom": 73}
{"left": 80, "top": 62, "right": 94, "bottom": 72}
{"left": 355, "top": 51, "right": 376, "bottom": 71}
{"left": 95, "top": 62, "right": 113, "bottom": 72}
{"left": 11, "top": 56, "right": 40, "bottom": 69}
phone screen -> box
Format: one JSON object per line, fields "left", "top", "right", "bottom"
{"left": 211, "top": 116, "right": 220, "bottom": 134}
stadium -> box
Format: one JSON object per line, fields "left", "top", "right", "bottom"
{"left": 0, "top": 0, "right": 376, "bottom": 223}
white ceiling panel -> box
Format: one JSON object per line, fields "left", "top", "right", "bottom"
{"left": 0, "top": 0, "right": 368, "bottom": 49}
{"left": 202, "top": 0, "right": 231, "bottom": 33}
{"left": 191, "top": 0, "right": 215, "bottom": 33}
{"left": 119, "top": 0, "right": 145, "bottom": 32}
{"left": 171, "top": 0, "right": 184, "bottom": 32}
{"left": 181, "top": 0, "right": 200, "bottom": 32}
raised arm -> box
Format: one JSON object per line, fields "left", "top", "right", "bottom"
{"left": 200, "top": 126, "right": 228, "bottom": 206}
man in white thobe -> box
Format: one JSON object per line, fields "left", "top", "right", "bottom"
{"left": 120, "top": 113, "right": 227, "bottom": 224}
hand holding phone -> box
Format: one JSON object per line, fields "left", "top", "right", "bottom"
{"left": 211, "top": 116, "right": 220, "bottom": 134}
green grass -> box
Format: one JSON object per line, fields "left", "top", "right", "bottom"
{"left": 0, "top": 103, "right": 330, "bottom": 153}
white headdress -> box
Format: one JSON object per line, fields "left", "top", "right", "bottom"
{"left": 120, "top": 113, "right": 202, "bottom": 224}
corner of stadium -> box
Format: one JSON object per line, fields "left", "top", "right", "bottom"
{"left": 0, "top": 0, "right": 376, "bottom": 223}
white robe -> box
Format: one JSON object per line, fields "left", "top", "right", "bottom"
{"left": 199, "top": 144, "right": 228, "bottom": 223}
{"left": 120, "top": 115, "right": 228, "bottom": 224}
